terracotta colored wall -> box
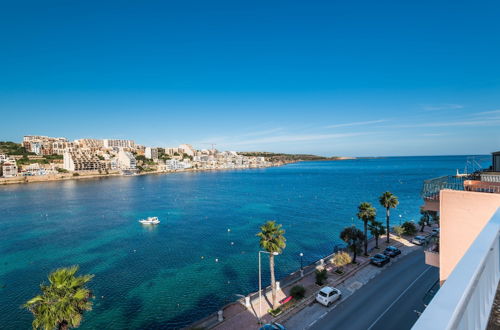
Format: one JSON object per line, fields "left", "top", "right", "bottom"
{"left": 440, "top": 190, "right": 500, "bottom": 282}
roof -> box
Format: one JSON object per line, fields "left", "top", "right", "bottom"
{"left": 319, "top": 286, "right": 335, "bottom": 294}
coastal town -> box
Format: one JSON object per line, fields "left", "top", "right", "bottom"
{"left": 0, "top": 136, "right": 279, "bottom": 183}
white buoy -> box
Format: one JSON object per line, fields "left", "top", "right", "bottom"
{"left": 215, "top": 258, "right": 219, "bottom": 262}
{"left": 227, "top": 228, "right": 231, "bottom": 232}
{"left": 231, "top": 242, "right": 234, "bottom": 245}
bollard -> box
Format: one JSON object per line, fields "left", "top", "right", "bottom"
{"left": 245, "top": 296, "right": 250, "bottom": 308}
{"left": 300, "top": 269, "right": 304, "bottom": 278}
{"left": 217, "top": 310, "right": 223, "bottom": 322}
{"left": 320, "top": 258, "right": 324, "bottom": 266}
{"left": 276, "top": 281, "right": 280, "bottom": 291}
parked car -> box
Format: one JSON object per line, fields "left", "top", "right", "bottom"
{"left": 383, "top": 246, "right": 401, "bottom": 257}
{"left": 432, "top": 228, "right": 440, "bottom": 236}
{"left": 370, "top": 253, "right": 390, "bottom": 267}
{"left": 412, "top": 235, "right": 428, "bottom": 245}
{"left": 316, "top": 286, "right": 342, "bottom": 307}
{"left": 260, "top": 323, "right": 286, "bottom": 330}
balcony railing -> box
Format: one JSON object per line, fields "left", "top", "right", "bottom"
{"left": 421, "top": 176, "right": 467, "bottom": 200}
{"left": 412, "top": 208, "right": 500, "bottom": 330}
{"left": 421, "top": 176, "right": 500, "bottom": 200}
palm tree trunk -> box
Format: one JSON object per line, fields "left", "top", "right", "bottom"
{"left": 364, "top": 221, "right": 368, "bottom": 256}
{"left": 352, "top": 243, "right": 357, "bottom": 263}
{"left": 375, "top": 235, "right": 379, "bottom": 249}
{"left": 386, "top": 208, "right": 390, "bottom": 243}
{"left": 269, "top": 254, "right": 277, "bottom": 310}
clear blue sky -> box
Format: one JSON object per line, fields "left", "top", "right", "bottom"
{"left": 1, "top": 0, "right": 499, "bottom": 156}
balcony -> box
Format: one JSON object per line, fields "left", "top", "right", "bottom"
{"left": 412, "top": 208, "right": 500, "bottom": 330}
{"left": 421, "top": 175, "right": 500, "bottom": 212}
{"left": 424, "top": 238, "right": 440, "bottom": 268}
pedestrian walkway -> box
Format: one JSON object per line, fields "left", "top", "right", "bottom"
{"left": 207, "top": 231, "right": 428, "bottom": 330}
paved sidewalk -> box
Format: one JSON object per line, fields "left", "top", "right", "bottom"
{"left": 208, "top": 231, "right": 431, "bottom": 330}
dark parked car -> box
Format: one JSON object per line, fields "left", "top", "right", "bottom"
{"left": 370, "top": 253, "right": 390, "bottom": 267}
{"left": 260, "top": 323, "right": 286, "bottom": 330}
{"left": 383, "top": 246, "right": 401, "bottom": 257}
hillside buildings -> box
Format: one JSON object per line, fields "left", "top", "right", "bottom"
{"left": 1, "top": 135, "right": 274, "bottom": 180}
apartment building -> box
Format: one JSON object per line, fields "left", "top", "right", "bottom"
{"left": 63, "top": 151, "right": 106, "bottom": 172}
{"left": 2, "top": 161, "right": 18, "bottom": 177}
{"left": 145, "top": 147, "right": 158, "bottom": 160}
{"left": 23, "top": 136, "right": 68, "bottom": 155}
{"left": 117, "top": 149, "right": 137, "bottom": 170}
{"left": 415, "top": 151, "right": 500, "bottom": 329}
{"left": 103, "top": 139, "right": 135, "bottom": 149}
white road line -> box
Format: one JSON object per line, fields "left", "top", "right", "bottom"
{"left": 366, "top": 266, "right": 433, "bottom": 330}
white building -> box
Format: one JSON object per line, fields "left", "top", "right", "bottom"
{"left": 63, "top": 151, "right": 104, "bottom": 171}
{"left": 145, "top": 147, "right": 158, "bottom": 160}
{"left": 103, "top": 139, "right": 135, "bottom": 149}
{"left": 117, "top": 149, "right": 137, "bottom": 170}
{"left": 165, "top": 159, "right": 191, "bottom": 170}
{"left": 2, "top": 161, "right": 18, "bottom": 177}
{"left": 179, "top": 144, "right": 195, "bottom": 157}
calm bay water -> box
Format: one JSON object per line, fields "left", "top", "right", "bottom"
{"left": 0, "top": 156, "right": 491, "bottom": 329}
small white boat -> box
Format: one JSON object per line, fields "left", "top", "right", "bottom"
{"left": 139, "top": 216, "right": 160, "bottom": 225}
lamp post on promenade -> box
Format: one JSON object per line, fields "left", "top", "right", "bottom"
{"left": 299, "top": 252, "right": 304, "bottom": 277}
{"left": 258, "top": 250, "right": 279, "bottom": 324}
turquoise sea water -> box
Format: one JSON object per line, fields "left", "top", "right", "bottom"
{"left": 0, "top": 156, "right": 491, "bottom": 329}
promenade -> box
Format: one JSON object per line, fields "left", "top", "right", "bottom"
{"left": 187, "top": 229, "right": 434, "bottom": 330}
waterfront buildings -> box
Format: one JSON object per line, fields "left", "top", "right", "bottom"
{"left": 0, "top": 135, "right": 275, "bottom": 180}
{"left": 63, "top": 151, "right": 106, "bottom": 172}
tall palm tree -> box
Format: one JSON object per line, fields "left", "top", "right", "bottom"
{"left": 368, "top": 220, "right": 386, "bottom": 249}
{"left": 357, "top": 202, "right": 376, "bottom": 256}
{"left": 419, "top": 209, "right": 431, "bottom": 232}
{"left": 340, "top": 226, "right": 365, "bottom": 263}
{"left": 24, "top": 266, "right": 94, "bottom": 330}
{"left": 379, "top": 191, "right": 399, "bottom": 243}
{"left": 256, "top": 220, "right": 286, "bottom": 310}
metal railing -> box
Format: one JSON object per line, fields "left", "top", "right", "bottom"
{"left": 421, "top": 176, "right": 466, "bottom": 200}
{"left": 413, "top": 208, "right": 500, "bottom": 330}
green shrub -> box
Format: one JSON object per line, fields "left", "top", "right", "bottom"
{"left": 72, "top": 172, "right": 80, "bottom": 177}
{"left": 402, "top": 221, "right": 417, "bottom": 236}
{"left": 290, "top": 285, "right": 306, "bottom": 299}
{"left": 315, "top": 269, "right": 328, "bottom": 286}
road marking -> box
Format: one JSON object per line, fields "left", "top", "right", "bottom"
{"left": 366, "top": 266, "right": 433, "bottom": 330}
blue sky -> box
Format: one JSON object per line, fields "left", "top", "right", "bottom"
{"left": 1, "top": 0, "right": 499, "bottom": 156}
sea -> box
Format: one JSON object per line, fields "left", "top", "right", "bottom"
{"left": 0, "top": 155, "right": 491, "bottom": 329}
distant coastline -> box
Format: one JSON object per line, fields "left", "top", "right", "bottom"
{"left": 0, "top": 157, "right": 356, "bottom": 186}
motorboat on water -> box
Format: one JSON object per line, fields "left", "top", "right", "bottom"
{"left": 139, "top": 216, "right": 160, "bottom": 225}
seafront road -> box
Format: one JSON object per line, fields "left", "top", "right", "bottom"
{"left": 285, "top": 249, "right": 438, "bottom": 330}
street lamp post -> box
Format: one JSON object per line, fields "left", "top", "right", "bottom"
{"left": 258, "top": 250, "right": 279, "bottom": 324}
{"left": 299, "top": 253, "right": 304, "bottom": 277}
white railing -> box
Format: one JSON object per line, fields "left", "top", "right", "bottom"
{"left": 413, "top": 208, "right": 500, "bottom": 330}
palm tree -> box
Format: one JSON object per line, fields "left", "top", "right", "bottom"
{"left": 368, "top": 220, "right": 386, "bottom": 249}
{"left": 419, "top": 209, "right": 431, "bottom": 232}
{"left": 24, "top": 266, "right": 94, "bottom": 330}
{"left": 379, "top": 192, "right": 399, "bottom": 243}
{"left": 256, "top": 220, "right": 286, "bottom": 310}
{"left": 357, "top": 202, "right": 376, "bottom": 256}
{"left": 340, "top": 226, "right": 365, "bottom": 263}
